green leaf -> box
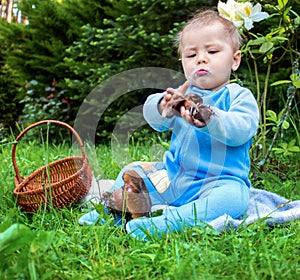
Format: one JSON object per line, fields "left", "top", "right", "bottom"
{"left": 272, "top": 147, "right": 284, "bottom": 154}
{"left": 282, "top": 120, "right": 290, "bottom": 130}
{"left": 279, "top": 142, "right": 288, "bottom": 149}
{"left": 30, "top": 231, "right": 55, "bottom": 256}
{"left": 92, "top": 203, "right": 111, "bottom": 220}
{"left": 278, "top": 0, "right": 288, "bottom": 9}
{"left": 266, "top": 110, "right": 277, "bottom": 123}
{"left": 288, "top": 146, "right": 300, "bottom": 152}
{"left": 247, "top": 37, "right": 266, "bottom": 46}
{"left": 0, "top": 214, "right": 15, "bottom": 233}
{"left": 290, "top": 73, "right": 300, "bottom": 88}
{"left": 270, "top": 80, "right": 291, "bottom": 86}
{"left": 294, "top": 15, "right": 300, "bottom": 26}
{"left": 0, "top": 224, "right": 36, "bottom": 254}
{"left": 270, "top": 36, "right": 288, "bottom": 43}
{"left": 139, "top": 253, "right": 156, "bottom": 261}
{"left": 259, "top": 41, "right": 273, "bottom": 53}
{"left": 288, "top": 139, "right": 296, "bottom": 147}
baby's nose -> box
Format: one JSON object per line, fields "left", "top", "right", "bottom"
{"left": 197, "top": 53, "right": 207, "bottom": 64}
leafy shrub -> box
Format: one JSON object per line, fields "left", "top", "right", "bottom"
{"left": 18, "top": 79, "right": 73, "bottom": 139}
{"left": 0, "top": 63, "right": 23, "bottom": 140}
{"left": 64, "top": 0, "right": 213, "bottom": 143}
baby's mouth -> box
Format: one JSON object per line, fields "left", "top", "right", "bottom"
{"left": 196, "top": 69, "right": 208, "bottom": 76}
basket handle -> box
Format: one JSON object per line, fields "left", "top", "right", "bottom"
{"left": 12, "top": 120, "right": 88, "bottom": 184}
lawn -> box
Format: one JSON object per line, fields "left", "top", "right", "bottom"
{"left": 0, "top": 137, "right": 299, "bottom": 280}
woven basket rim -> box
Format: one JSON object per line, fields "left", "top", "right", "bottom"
{"left": 12, "top": 120, "right": 88, "bottom": 184}
{"left": 13, "top": 155, "right": 87, "bottom": 195}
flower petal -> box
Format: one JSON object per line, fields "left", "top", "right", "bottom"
{"left": 252, "top": 3, "right": 262, "bottom": 14}
{"left": 218, "top": 1, "right": 231, "bottom": 19}
{"left": 233, "top": 19, "right": 244, "bottom": 29}
{"left": 244, "top": 18, "right": 254, "bottom": 30}
{"left": 252, "top": 11, "right": 269, "bottom": 22}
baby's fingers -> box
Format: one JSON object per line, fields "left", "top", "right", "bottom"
{"left": 180, "top": 107, "right": 193, "bottom": 124}
{"left": 166, "top": 81, "right": 190, "bottom": 97}
{"left": 160, "top": 93, "right": 174, "bottom": 117}
{"left": 163, "top": 93, "right": 173, "bottom": 102}
{"left": 178, "top": 81, "right": 190, "bottom": 95}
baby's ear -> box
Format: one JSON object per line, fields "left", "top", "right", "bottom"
{"left": 232, "top": 50, "right": 241, "bottom": 71}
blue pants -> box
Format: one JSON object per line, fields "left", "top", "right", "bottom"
{"left": 112, "top": 162, "right": 250, "bottom": 240}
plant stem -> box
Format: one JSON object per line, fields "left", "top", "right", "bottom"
{"left": 253, "top": 59, "right": 261, "bottom": 107}
{"left": 251, "top": 57, "right": 263, "bottom": 163}
{"left": 260, "top": 62, "right": 272, "bottom": 162}
{"left": 258, "top": 85, "right": 297, "bottom": 166}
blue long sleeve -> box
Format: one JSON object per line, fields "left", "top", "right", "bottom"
{"left": 142, "top": 83, "right": 259, "bottom": 205}
{"left": 201, "top": 84, "right": 259, "bottom": 146}
{"left": 143, "top": 92, "right": 175, "bottom": 132}
{"left": 143, "top": 83, "right": 259, "bottom": 146}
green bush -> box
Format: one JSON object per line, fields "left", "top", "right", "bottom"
{"left": 17, "top": 80, "right": 73, "bottom": 138}
{"left": 64, "top": 0, "right": 214, "bottom": 142}
{"left": 0, "top": 63, "right": 23, "bottom": 140}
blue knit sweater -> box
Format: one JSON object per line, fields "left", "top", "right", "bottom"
{"left": 143, "top": 83, "right": 259, "bottom": 206}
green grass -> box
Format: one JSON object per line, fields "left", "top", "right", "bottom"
{"left": 0, "top": 138, "right": 299, "bottom": 280}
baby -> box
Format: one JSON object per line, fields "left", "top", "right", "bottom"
{"left": 81, "top": 10, "right": 259, "bottom": 240}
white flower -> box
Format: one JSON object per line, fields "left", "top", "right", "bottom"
{"left": 218, "top": 0, "right": 244, "bottom": 29}
{"left": 218, "top": 0, "right": 269, "bottom": 31}
{"left": 236, "top": 2, "right": 269, "bottom": 30}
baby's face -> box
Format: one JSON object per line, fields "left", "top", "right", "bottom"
{"left": 180, "top": 22, "right": 241, "bottom": 91}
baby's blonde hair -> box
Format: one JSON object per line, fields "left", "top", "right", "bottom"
{"left": 176, "top": 10, "right": 242, "bottom": 55}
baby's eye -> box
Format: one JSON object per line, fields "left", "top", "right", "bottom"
{"left": 208, "top": 50, "right": 218, "bottom": 54}
{"left": 185, "top": 53, "right": 196, "bottom": 58}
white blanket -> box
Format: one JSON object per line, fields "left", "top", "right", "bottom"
{"left": 208, "top": 187, "right": 300, "bottom": 231}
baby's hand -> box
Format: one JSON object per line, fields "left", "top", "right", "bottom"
{"left": 159, "top": 81, "right": 213, "bottom": 127}
{"left": 159, "top": 81, "right": 190, "bottom": 118}
{"left": 181, "top": 102, "right": 214, "bottom": 127}
{"left": 172, "top": 94, "right": 214, "bottom": 127}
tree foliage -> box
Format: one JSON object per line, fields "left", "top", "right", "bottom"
{"left": 0, "top": 0, "right": 299, "bottom": 152}
{"left": 0, "top": 0, "right": 109, "bottom": 85}
{"left": 0, "top": 0, "right": 112, "bottom": 135}
{"left": 0, "top": 63, "right": 23, "bottom": 136}
{"left": 0, "top": 0, "right": 216, "bottom": 140}
{"left": 63, "top": 0, "right": 216, "bottom": 141}
{"left": 65, "top": 0, "right": 214, "bottom": 94}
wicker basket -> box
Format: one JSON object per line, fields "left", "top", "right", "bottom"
{"left": 12, "top": 120, "right": 92, "bottom": 212}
